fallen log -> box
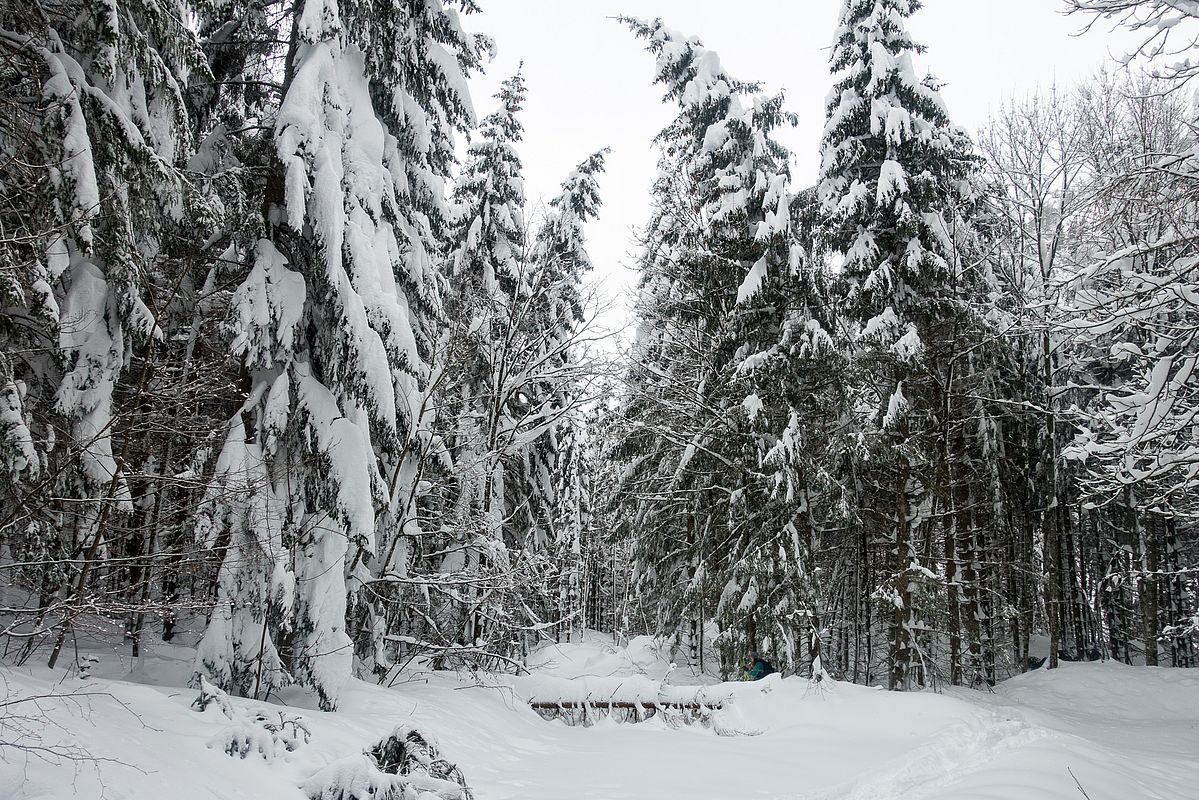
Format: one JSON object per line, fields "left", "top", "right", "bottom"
{"left": 528, "top": 701, "right": 722, "bottom": 711}
{"left": 516, "top": 676, "right": 761, "bottom": 735}
{"left": 526, "top": 694, "right": 729, "bottom": 730}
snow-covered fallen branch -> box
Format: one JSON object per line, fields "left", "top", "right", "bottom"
{"left": 516, "top": 674, "right": 745, "bottom": 731}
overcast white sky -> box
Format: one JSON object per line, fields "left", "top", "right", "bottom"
{"left": 462, "top": 0, "right": 1133, "bottom": 336}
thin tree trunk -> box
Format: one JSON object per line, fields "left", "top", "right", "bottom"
{"left": 1139, "top": 509, "right": 1160, "bottom": 667}
{"left": 1041, "top": 328, "right": 1062, "bottom": 671}
{"left": 890, "top": 454, "right": 915, "bottom": 691}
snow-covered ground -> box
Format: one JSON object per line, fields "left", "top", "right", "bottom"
{"left": 3, "top": 632, "right": 1196, "bottom": 799}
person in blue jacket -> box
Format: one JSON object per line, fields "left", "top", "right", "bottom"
{"left": 743, "top": 651, "right": 776, "bottom": 680}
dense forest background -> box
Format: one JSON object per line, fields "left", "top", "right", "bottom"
{"left": 1, "top": 0, "right": 1196, "bottom": 710}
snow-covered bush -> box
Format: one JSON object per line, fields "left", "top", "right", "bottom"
{"left": 302, "top": 726, "right": 473, "bottom": 800}
{"left": 192, "top": 674, "right": 311, "bottom": 761}
{"left": 210, "top": 711, "right": 311, "bottom": 761}
{"left": 191, "top": 674, "right": 237, "bottom": 717}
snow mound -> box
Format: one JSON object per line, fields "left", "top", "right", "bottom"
{"left": 524, "top": 631, "right": 710, "bottom": 682}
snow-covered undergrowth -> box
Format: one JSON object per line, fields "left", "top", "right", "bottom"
{"left": 3, "top": 632, "right": 1196, "bottom": 799}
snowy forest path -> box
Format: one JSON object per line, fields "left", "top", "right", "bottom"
{"left": 797, "top": 710, "right": 1049, "bottom": 800}
{"left": 798, "top": 664, "right": 1199, "bottom": 800}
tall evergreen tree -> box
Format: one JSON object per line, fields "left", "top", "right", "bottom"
{"left": 195, "top": 0, "right": 485, "bottom": 709}
{"left": 817, "top": 0, "right": 984, "bottom": 689}
{"left": 0, "top": 0, "right": 210, "bottom": 670}
{"left": 437, "top": 71, "right": 531, "bottom": 650}
{"left": 527, "top": 150, "right": 608, "bottom": 641}
{"left": 616, "top": 17, "right": 808, "bottom": 675}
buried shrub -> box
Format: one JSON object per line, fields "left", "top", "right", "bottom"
{"left": 302, "top": 725, "right": 473, "bottom": 800}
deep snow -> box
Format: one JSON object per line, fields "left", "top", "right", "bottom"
{"left": 3, "top": 632, "right": 1196, "bottom": 799}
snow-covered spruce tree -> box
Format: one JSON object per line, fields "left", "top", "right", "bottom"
{"left": 615, "top": 17, "right": 813, "bottom": 676}
{"left": 195, "top": 0, "right": 485, "bottom": 708}
{"left": 410, "top": 79, "right": 608, "bottom": 664}
{"left": 434, "top": 72, "right": 531, "bottom": 656}
{"left": 345, "top": 0, "right": 487, "bottom": 678}
{"left": 817, "top": 0, "right": 988, "bottom": 689}
{"left": 525, "top": 149, "right": 608, "bottom": 644}
{"left": 518, "top": 149, "right": 608, "bottom": 528}
{"left": 183, "top": 0, "right": 298, "bottom": 697}
{"left": 547, "top": 412, "right": 587, "bottom": 642}
{"left": 748, "top": 186, "right": 854, "bottom": 681}
{"left": 0, "top": 0, "right": 213, "bottom": 668}
{"left": 0, "top": 3, "right": 56, "bottom": 590}
{"left": 454, "top": 71, "right": 532, "bottom": 530}
{"left": 528, "top": 149, "right": 608, "bottom": 352}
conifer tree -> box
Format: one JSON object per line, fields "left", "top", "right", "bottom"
{"left": 195, "top": 0, "right": 485, "bottom": 708}
{"left": 617, "top": 17, "right": 805, "bottom": 674}
{"left": 817, "top": 0, "right": 984, "bottom": 689}
{"left": 528, "top": 150, "right": 608, "bottom": 641}
{"left": 438, "top": 72, "right": 531, "bottom": 649}
{"left": 431, "top": 82, "right": 609, "bottom": 656}
{"left": 0, "top": 0, "right": 210, "bottom": 670}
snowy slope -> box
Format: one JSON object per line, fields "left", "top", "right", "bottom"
{"left": 3, "top": 634, "right": 1196, "bottom": 800}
